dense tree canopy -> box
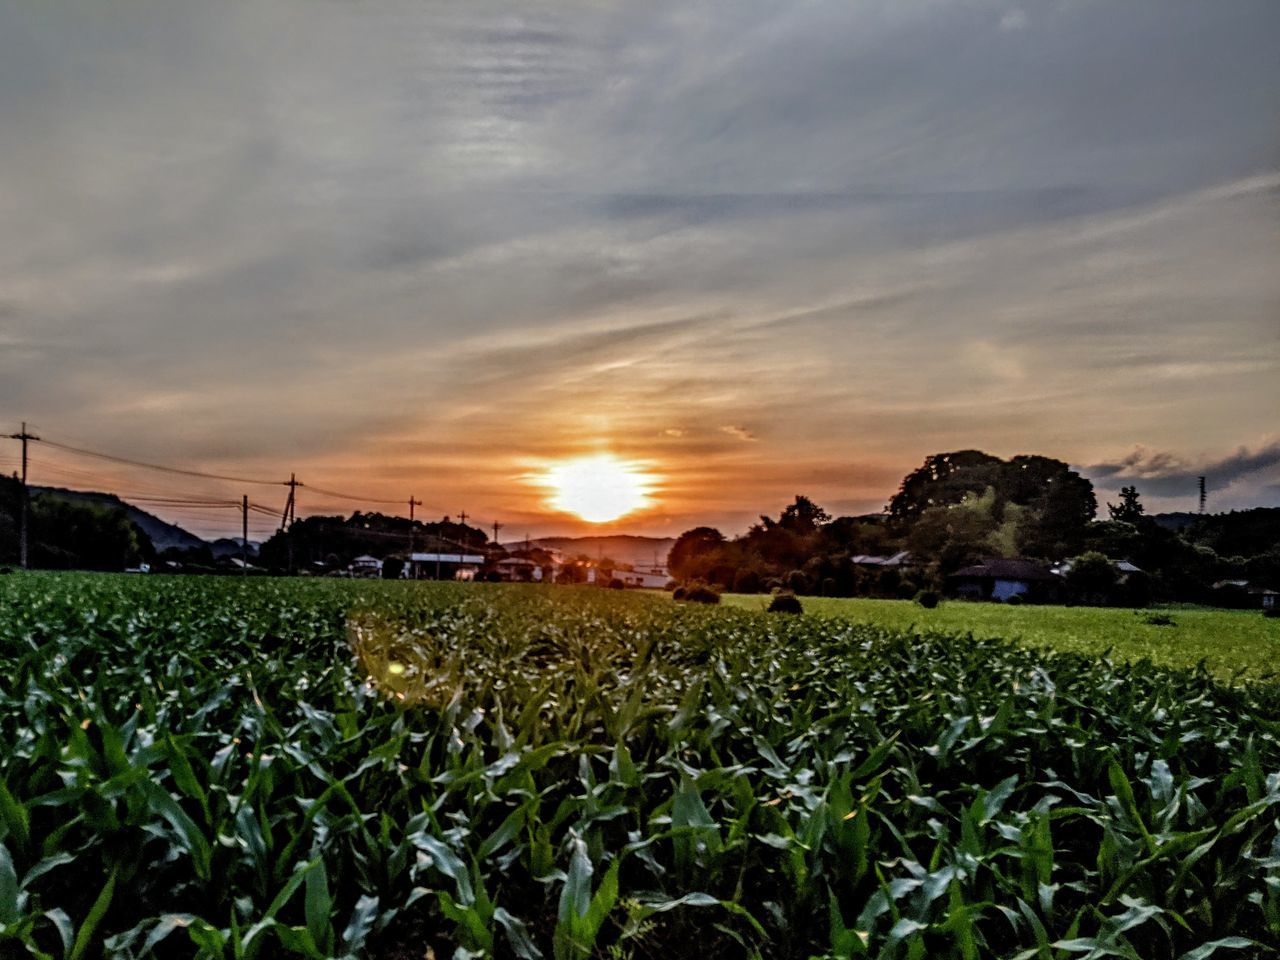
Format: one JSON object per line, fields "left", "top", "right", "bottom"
{"left": 666, "top": 526, "right": 726, "bottom": 580}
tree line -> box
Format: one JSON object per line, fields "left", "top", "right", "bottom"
{"left": 667, "top": 450, "right": 1280, "bottom": 605}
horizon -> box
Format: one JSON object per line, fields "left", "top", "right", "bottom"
{"left": 15, "top": 440, "right": 1276, "bottom": 546}
{"left": 2, "top": 1, "right": 1278, "bottom": 540}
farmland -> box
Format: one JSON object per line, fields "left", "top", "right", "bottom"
{"left": 1, "top": 574, "right": 1278, "bottom": 959}
{"left": 720, "top": 595, "right": 1280, "bottom": 682}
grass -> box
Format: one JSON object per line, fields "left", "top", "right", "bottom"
{"left": 720, "top": 594, "right": 1280, "bottom": 681}
{"left": 1, "top": 572, "right": 1278, "bottom": 959}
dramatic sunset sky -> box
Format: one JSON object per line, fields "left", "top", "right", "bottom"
{"left": 1, "top": 0, "right": 1277, "bottom": 540}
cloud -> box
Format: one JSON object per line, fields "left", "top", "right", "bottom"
{"left": 1, "top": 0, "right": 1277, "bottom": 533}
{"left": 721, "top": 426, "right": 759, "bottom": 443}
{"left": 1085, "top": 442, "right": 1280, "bottom": 498}
{"left": 998, "top": 9, "right": 1028, "bottom": 32}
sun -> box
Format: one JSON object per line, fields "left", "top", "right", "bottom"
{"left": 544, "top": 455, "right": 654, "bottom": 523}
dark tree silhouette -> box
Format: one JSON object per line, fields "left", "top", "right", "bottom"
{"left": 1108, "top": 486, "right": 1145, "bottom": 523}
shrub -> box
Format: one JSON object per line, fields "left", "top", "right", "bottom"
{"left": 1265, "top": 606, "right": 1279, "bottom": 619}
{"left": 683, "top": 582, "right": 722, "bottom": 605}
{"left": 608, "top": 578, "right": 625, "bottom": 590}
{"left": 733, "top": 569, "right": 762, "bottom": 594}
{"left": 672, "top": 586, "right": 687, "bottom": 601}
{"left": 768, "top": 591, "right": 803, "bottom": 614}
{"left": 1005, "top": 593, "right": 1023, "bottom": 606}
{"left": 786, "top": 570, "right": 810, "bottom": 594}
{"left": 914, "top": 590, "right": 939, "bottom": 609}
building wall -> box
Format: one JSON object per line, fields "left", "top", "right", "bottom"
{"left": 991, "top": 578, "right": 1031, "bottom": 602}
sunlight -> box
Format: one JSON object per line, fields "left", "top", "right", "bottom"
{"left": 543, "top": 454, "right": 654, "bottom": 523}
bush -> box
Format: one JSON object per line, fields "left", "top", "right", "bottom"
{"left": 786, "top": 570, "right": 810, "bottom": 594}
{"left": 914, "top": 590, "right": 939, "bottom": 609}
{"left": 608, "top": 578, "right": 625, "bottom": 590}
{"left": 1265, "top": 607, "right": 1279, "bottom": 619}
{"left": 672, "top": 586, "right": 687, "bottom": 601}
{"left": 768, "top": 591, "right": 803, "bottom": 614}
{"left": 1005, "top": 593, "right": 1023, "bottom": 606}
{"left": 733, "top": 569, "right": 762, "bottom": 594}
{"left": 683, "top": 582, "right": 722, "bottom": 605}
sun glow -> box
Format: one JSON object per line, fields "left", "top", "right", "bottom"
{"left": 544, "top": 455, "right": 655, "bottom": 523}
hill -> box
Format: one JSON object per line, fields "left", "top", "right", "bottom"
{"left": 506, "top": 535, "right": 675, "bottom": 568}
{"left": 31, "top": 486, "right": 206, "bottom": 552}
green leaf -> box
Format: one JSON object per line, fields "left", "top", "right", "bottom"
{"left": 69, "top": 867, "right": 117, "bottom": 960}
{"left": 1177, "top": 939, "right": 1256, "bottom": 960}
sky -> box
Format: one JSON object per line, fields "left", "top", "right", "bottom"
{"left": 1, "top": 0, "right": 1277, "bottom": 541}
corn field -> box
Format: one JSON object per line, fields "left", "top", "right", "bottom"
{"left": 0, "top": 574, "right": 1277, "bottom": 959}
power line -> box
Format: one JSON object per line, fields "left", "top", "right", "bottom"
{"left": 37, "top": 438, "right": 287, "bottom": 487}
{"left": 305, "top": 484, "right": 406, "bottom": 506}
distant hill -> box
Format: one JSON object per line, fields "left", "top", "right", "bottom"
{"left": 506, "top": 535, "right": 675, "bottom": 568}
{"left": 1150, "top": 512, "right": 1200, "bottom": 533}
{"left": 209, "top": 537, "right": 260, "bottom": 559}
{"left": 32, "top": 486, "right": 206, "bottom": 552}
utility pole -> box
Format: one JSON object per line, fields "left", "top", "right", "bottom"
{"left": 241, "top": 495, "right": 249, "bottom": 575}
{"left": 437, "top": 516, "right": 447, "bottom": 580}
{"left": 491, "top": 520, "right": 502, "bottom": 546}
{"left": 408, "top": 496, "right": 422, "bottom": 562}
{"left": 280, "top": 473, "right": 301, "bottom": 575}
{"left": 5, "top": 423, "right": 39, "bottom": 569}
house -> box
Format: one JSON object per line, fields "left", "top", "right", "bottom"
{"left": 1211, "top": 580, "right": 1280, "bottom": 610}
{"left": 493, "top": 557, "right": 543, "bottom": 582}
{"left": 1051, "top": 558, "right": 1144, "bottom": 580}
{"left": 948, "top": 558, "right": 1061, "bottom": 603}
{"left": 350, "top": 555, "right": 382, "bottom": 577}
{"left": 406, "top": 552, "right": 485, "bottom": 581}
{"left": 850, "top": 551, "right": 912, "bottom": 568}
{"left": 613, "top": 567, "right": 671, "bottom": 589}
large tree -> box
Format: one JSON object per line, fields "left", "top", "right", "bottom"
{"left": 887, "top": 451, "right": 1005, "bottom": 524}
{"left": 888, "top": 451, "right": 1096, "bottom": 560}
{"left": 667, "top": 526, "right": 726, "bottom": 580}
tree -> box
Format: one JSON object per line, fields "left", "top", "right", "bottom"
{"left": 1107, "top": 486, "right": 1145, "bottom": 523}
{"left": 667, "top": 527, "right": 726, "bottom": 580}
{"left": 1065, "top": 552, "right": 1118, "bottom": 606}
{"left": 778, "top": 495, "right": 831, "bottom": 533}
{"left": 887, "top": 451, "right": 1005, "bottom": 524}
{"left": 28, "top": 495, "right": 151, "bottom": 570}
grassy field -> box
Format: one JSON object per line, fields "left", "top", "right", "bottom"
{"left": 721, "top": 594, "right": 1280, "bottom": 681}
{"left": 1, "top": 573, "right": 1278, "bottom": 959}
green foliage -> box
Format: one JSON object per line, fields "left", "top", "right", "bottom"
{"left": 1, "top": 574, "right": 1278, "bottom": 959}
{"left": 667, "top": 528, "right": 727, "bottom": 581}
{"left": 890, "top": 452, "right": 1097, "bottom": 560}
{"left": 767, "top": 591, "right": 803, "bottom": 614}
{"left": 27, "top": 495, "right": 151, "bottom": 570}
{"left": 1066, "top": 552, "right": 1120, "bottom": 605}
{"left": 914, "top": 590, "right": 939, "bottom": 609}
{"left": 679, "top": 581, "right": 721, "bottom": 605}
